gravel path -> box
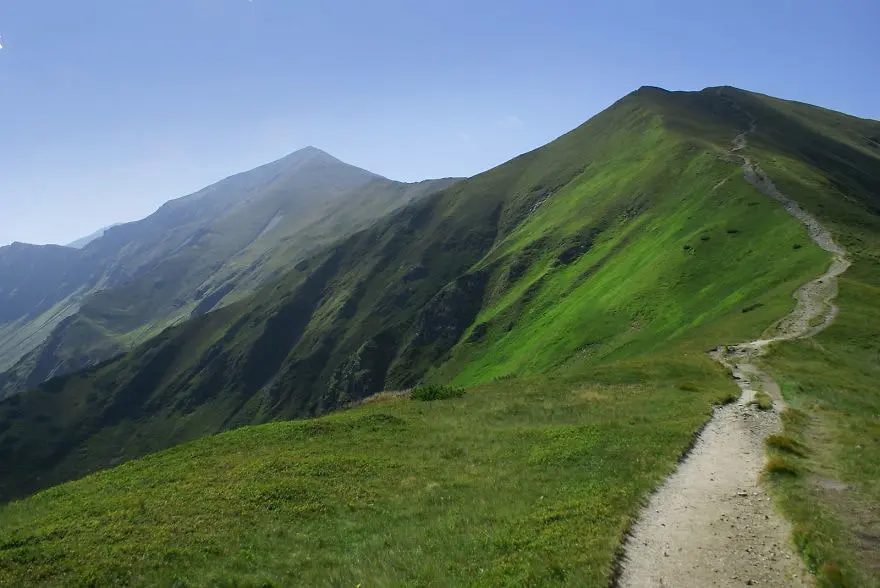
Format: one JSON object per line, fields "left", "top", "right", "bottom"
{"left": 618, "top": 121, "right": 850, "bottom": 587}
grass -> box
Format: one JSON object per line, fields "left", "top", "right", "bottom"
{"left": 766, "top": 434, "right": 808, "bottom": 457}
{"left": 760, "top": 261, "right": 880, "bottom": 588}
{"left": 749, "top": 391, "right": 773, "bottom": 411}
{"left": 765, "top": 457, "right": 799, "bottom": 477}
{"left": 411, "top": 383, "right": 465, "bottom": 401}
{"left": 750, "top": 105, "right": 880, "bottom": 585}
{"left": 0, "top": 365, "right": 736, "bottom": 586}
{"left": 437, "top": 137, "right": 827, "bottom": 385}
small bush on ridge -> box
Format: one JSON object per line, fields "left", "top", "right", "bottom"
{"left": 411, "top": 384, "right": 465, "bottom": 402}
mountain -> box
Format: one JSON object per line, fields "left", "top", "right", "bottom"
{"left": 0, "top": 243, "right": 103, "bottom": 373}
{"left": 0, "top": 148, "right": 457, "bottom": 398}
{"left": 2, "top": 85, "right": 878, "bottom": 498}
{"left": 1, "top": 87, "right": 878, "bottom": 585}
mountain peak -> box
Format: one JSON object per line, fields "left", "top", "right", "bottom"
{"left": 284, "top": 145, "right": 341, "bottom": 163}
{"left": 296, "top": 145, "right": 328, "bottom": 155}
{"left": 273, "top": 146, "right": 386, "bottom": 182}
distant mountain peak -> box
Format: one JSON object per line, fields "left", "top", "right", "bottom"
{"left": 271, "top": 146, "right": 387, "bottom": 182}
{"left": 281, "top": 146, "right": 349, "bottom": 167}
{"left": 635, "top": 85, "right": 670, "bottom": 94}
{"left": 296, "top": 145, "right": 328, "bottom": 155}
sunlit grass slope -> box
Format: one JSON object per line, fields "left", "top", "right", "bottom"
{"left": 0, "top": 359, "right": 741, "bottom": 586}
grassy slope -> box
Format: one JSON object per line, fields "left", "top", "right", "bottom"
{"left": 763, "top": 261, "right": 880, "bottom": 587}
{"left": 0, "top": 356, "right": 755, "bottom": 586}
{"left": 734, "top": 93, "right": 880, "bottom": 587}
{"left": 0, "top": 171, "right": 453, "bottom": 400}
{"left": 0, "top": 87, "right": 877, "bottom": 585}
{"left": 0, "top": 243, "right": 102, "bottom": 374}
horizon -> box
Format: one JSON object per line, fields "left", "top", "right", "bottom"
{"left": 11, "top": 83, "right": 880, "bottom": 249}
{"left": 5, "top": 82, "right": 880, "bottom": 249}
{"left": 1, "top": 0, "right": 878, "bottom": 246}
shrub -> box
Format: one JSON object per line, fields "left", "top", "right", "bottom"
{"left": 766, "top": 434, "right": 807, "bottom": 457}
{"left": 411, "top": 384, "right": 465, "bottom": 402}
{"left": 749, "top": 391, "right": 773, "bottom": 410}
{"left": 719, "top": 390, "right": 740, "bottom": 405}
{"left": 765, "top": 457, "right": 799, "bottom": 476}
{"left": 781, "top": 407, "right": 808, "bottom": 427}
{"left": 819, "top": 562, "right": 845, "bottom": 587}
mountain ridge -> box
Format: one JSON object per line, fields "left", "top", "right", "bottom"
{"left": 1, "top": 85, "right": 879, "bottom": 586}
{"left": 4, "top": 84, "right": 878, "bottom": 497}
{"left": 0, "top": 147, "right": 455, "bottom": 398}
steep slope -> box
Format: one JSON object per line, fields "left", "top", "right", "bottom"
{"left": 1, "top": 86, "right": 879, "bottom": 585}
{"left": 0, "top": 147, "right": 377, "bottom": 372}
{"left": 0, "top": 150, "right": 455, "bottom": 399}
{"left": 619, "top": 123, "right": 847, "bottom": 587}
{"left": 0, "top": 243, "right": 103, "bottom": 372}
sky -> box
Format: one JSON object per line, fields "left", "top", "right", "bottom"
{"left": 0, "top": 0, "right": 878, "bottom": 246}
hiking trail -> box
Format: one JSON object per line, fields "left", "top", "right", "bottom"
{"left": 617, "top": 118, "right": 851, "bottom": 587}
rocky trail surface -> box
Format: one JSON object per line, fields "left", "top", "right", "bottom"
{"left": 618, "top": 122, "right": 851, "bottom": 587}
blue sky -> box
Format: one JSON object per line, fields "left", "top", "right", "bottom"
{"left": 0, "top": 0, "right": 877, "bottom": 246}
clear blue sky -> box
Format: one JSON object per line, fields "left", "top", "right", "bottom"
{"left": 1, "top": 0, "right": 877, "bottom": 246}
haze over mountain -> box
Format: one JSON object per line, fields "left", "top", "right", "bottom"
{"left": 0, "top": 147, "right": 457, "bottom": 398}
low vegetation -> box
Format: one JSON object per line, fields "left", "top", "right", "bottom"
{"left": 0, "top": 358, "right": 737, "bottom": 586}
{"left": 761, "top": 261, "right": 880, "bottom": 587}
{"left": 766, "top": 434, "right": 808, "bottom": 457}
{"left": 757, "top": 142, "right": 880, "bottom": 586}
{"left": 410, "top": 383, "right": 465, "bottom": 401}
{"left": 749, "top": 391, "right": 773, "bottom": 411}
{"left": 765, "top": 457, "right": 799, "bottom": 477}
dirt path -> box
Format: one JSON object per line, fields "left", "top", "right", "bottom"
{"left": 618, "top": 123, "right": 850, "bottom": 587}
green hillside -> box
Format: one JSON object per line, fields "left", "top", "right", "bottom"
{"left": 0, "top": 149, "right": 456, "bottom": 400}
{"left": 1, "top": 86, "right": 879, "bottom": 585}
{"left": 0, "top": 243, "right": 103, "bottom": 373}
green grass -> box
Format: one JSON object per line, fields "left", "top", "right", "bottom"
{"left": 0, "top": 360, "right": 738, "bottom": 587}
{"left": 748, "top": 102, "right": 880, "bottom": 585}
{"left": 766, "top": 434, "right": 808, "bottom": 457}
{"left": 437, "top": 133, "right": 827, "bottom": 385}
{"left": 749, "top": 391, "right": 773, "bottom": 411}
{"left": 411, "top": 383, "right": 465, "bottom": 401}
{"left": 760, "top": 259, "right": 880, "bottom": 588}
{"left": 765, "top": 457, "right": 800, "bottom": 477}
